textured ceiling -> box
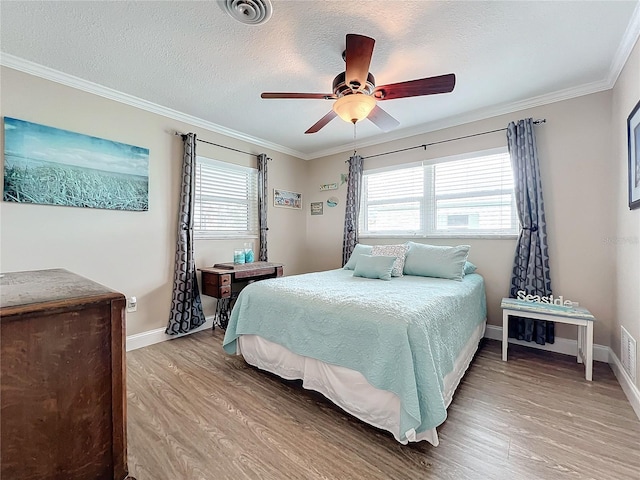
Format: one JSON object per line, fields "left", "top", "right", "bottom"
{"left": 1, "top": 1, "right": 639, "bottom": 159}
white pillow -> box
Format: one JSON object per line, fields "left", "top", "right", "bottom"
{"left": 343, "top": 244, "right": 373, "bottom": 270}
{"left": 403, "top": 243, "right": 470, "bottom": 281}
{"left": 371, "top": 244, "right": 409, "bottom": 277}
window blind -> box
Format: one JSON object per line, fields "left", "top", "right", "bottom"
{"left": 361, "top": 164, "right": 424, "bottom": 234}
{"left": 194, "top": 157, "right": 258, "bottom": 238}
{"left": 360, "top": 149, "right": 518, "bottom": 237}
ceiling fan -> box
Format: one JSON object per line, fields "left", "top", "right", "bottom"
{"left": 261, "top": 34, "right": 456, "bottom": 134}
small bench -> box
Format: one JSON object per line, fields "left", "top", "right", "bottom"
{"left": 501, "top": 298, "right": 596, "bottom": 381}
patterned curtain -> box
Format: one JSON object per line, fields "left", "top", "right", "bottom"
{"left": 257, "top": 153, "right": 269, "bottom": 262}
{"left": 342, "top": 154, "right": 364, "bottom": 266}
{"left": 166, "top": 133, "right": 206, "bottom": 335}
{"left": 507, "top": 118, "right": 554, "bottom": 344}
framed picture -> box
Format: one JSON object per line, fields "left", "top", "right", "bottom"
{"left": 273, "top": 188, "right": 302, "bottom": 209}
{"left": 628, "top": 99, "right": 640, "bottom": 210}
{"left": 3, "top": 117, "right": 149, "bottom": 211}
{"left": 310, "top": 201, "right": 323, "bottom": 215}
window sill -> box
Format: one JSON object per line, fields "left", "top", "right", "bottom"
{"left": 359, "top": 233, "right": 519, "bottom": 240}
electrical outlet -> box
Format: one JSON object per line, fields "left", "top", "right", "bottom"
{"left": 127, "top": 296, "right": 137, "bottom": 313}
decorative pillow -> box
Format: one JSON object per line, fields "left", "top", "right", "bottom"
{"left": 343, "top": 244, "right": 373, "bottom": 270}
{"left": 403, "top": 243, "right": 470, "bottom": 281}
{"left": 463, "top": 261, "right": 477, "bottom": 275}
{"left": 353, "top": 255, "right": 396, "bottom": 281}
{"left": 371, "top": 244, "right": 409, "bottom": 277}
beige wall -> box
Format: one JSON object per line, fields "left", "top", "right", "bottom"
{"left": 0, "top": 67, "right": 308, "bottom": 335}
{"left": 0, "top": 61, "right": 631, "bottom": 356}
{"left": 306, "top": 92, "right": 615, "bottom": 345}
{"left": 611, "top": 37, "right": 640, "bottom": 390}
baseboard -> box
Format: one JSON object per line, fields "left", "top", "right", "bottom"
{"left": 609, "top": 349, "right": 640, "bottom": 420}
{"left": 484, "top": 324, "right": 610, "bottom": 363}
{"left": 126, "top": 316, "right": 215, "bottom": 352}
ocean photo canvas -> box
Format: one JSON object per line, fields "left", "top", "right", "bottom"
{"left": 3, "top": 117, "right": 149, "bottom": 211}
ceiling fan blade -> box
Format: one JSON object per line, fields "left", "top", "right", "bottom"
{"left": 367, "top": 105, "right": 400, "bottom": 132}
{"left": 305, "top": 110, "right": 337, "bottom": 134}
{"left": 373, "top": 73, "right": 456, "bottom": 101}
{"left": 261, "top": 92, "right": 337, "bottom": 100}
{"left": 345, "top": 34, "right": 375, "bottom": 91}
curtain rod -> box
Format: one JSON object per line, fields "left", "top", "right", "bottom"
{"left": 361, "top": 119, "right": 546, "bottom": 160}
{"left": 173, "top": 131, "right": 264, "bottom": 158}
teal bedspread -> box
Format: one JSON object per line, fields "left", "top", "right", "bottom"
{"left": 222, "top": 269, "right": 486, "bottom": 441}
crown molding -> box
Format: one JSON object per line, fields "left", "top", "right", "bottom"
{"left": 606, "top": 0, "right": 640, "bottom": 87}
{"left": 307, "top": 78, "right": 612, "bottom": 160}
{"left": 0, "top": 53, "right": 309, "bottom": 160}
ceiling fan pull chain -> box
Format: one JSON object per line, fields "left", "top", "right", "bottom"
{"left": 353, "top": 122, "right": 357, "bottom": 156}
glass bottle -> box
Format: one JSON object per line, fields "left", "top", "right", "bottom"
{"left": 234, "top": 248, "right": 245, "bottom": 264}
{"left": 244, "top": 242, "right": 254, "bottom": 263}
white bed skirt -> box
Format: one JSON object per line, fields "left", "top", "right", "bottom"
{"left": 237, "top": 320, "right": 486, "bottom": 446}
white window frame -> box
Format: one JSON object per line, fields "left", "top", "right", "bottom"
{"left": 194, "top": 156, "right": 259, "bottom": 240}
{"left": 359, "top": 147, "right": 519, "bottom": 239}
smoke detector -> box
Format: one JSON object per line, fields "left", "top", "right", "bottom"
{"left": 219, "top": 0, "right": 273, "bottom": 25}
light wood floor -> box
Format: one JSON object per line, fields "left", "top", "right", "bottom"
{"left": 126, "top": 330, "right": 640, "bottom": 480}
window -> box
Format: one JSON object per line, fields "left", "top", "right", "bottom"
{"left": 359, "top": 148, "right": 518, "bottom": 237}
{"left": 194, "top": 157, "right": 258, "bottom": 239}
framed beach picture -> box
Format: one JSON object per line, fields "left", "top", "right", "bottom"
{"left": 273, "top": 188, "right": 302, "bottom": 209}
{"left": 628, "top": 100, "right": 640, "bottom": 210}
{"left": 3, "top": 117, "right": 149, "bottom": 211}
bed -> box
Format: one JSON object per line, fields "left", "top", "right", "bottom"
{"left": 222, "top": 266, "right": 486, "bottom": 446}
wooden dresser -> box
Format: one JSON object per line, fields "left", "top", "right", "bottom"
{"left": 0, "top": 269, "right": 132, "bottom": 480}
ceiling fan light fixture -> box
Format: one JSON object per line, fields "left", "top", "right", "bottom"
{"left": 332, "top": 94, "right": 376, "bottom": 124}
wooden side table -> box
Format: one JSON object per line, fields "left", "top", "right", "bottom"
{"left": 501, "top": 298, "right": 596, "bottom": 381}
{"left": 200, "top": 262, "right": 283, "bottom": 328}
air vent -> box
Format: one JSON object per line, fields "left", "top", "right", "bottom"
{"left": 621, "top": 326, "right": 637, "bottom": 383}
{"left": 219, "top": 0, "right": 272, "bottom": 25}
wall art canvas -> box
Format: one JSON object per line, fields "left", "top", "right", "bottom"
{"left": 273, "top": 188, "right": 302, "bottom": 209}
{"left": 3, "top": 117, "right": 149, "bottom": 211}
{"left": 628, "top": 100, "right": 640, "bottom": 210}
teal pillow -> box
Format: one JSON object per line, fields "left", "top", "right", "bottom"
{"left": 403, "top": 242, "right": 470, "bottom": 281}
{"left": 464, "top": 261, "right": 477, "bottom": 275}
{"left": 353, "top": 255, "right": 396, "bottom": 281}
{"left": 343, "top": 244, "right": 373, "bottom": 270}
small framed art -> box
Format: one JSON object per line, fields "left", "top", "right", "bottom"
{"left": 628, "top": 99, "right": 640, "bottom": 210}
{"left": 273, "top": 188, "right": 302, "bottom": 209}
{"left": 310, "top": 202, "right": 323, "bottom": 215}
